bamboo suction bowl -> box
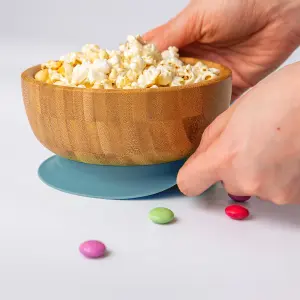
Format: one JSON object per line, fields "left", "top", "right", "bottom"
{"left": 21, "top": 58, "right": 232, "bottom": 167}
{"left": 21, "top": 58, "right": 231, "bottom": 199}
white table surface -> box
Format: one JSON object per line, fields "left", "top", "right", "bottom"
{"left": 1, "top": 1, "right": 300, "bottom": 298}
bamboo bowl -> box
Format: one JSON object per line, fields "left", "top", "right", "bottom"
{"left": 21, "top": 58, "right": 232, "bottom": 166}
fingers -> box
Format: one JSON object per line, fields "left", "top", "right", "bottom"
{"left": 177, "top": 139, "right": 222, "bottom": 196}
{"left": 143, "top": 4, "right": 199, "bottom": 50}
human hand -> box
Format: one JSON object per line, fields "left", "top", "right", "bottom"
{"left": 177, "top": 62, "right": 300, "bottom": 205}
{"left": 144, "top": 0, "right": 300, "bottom": 99}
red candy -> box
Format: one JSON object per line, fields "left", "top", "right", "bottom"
{"left": 228, "top": 194, "right": 251, "bottom": 202}
{"left": 225, "top": 205, "right": 249, "bottom": 220}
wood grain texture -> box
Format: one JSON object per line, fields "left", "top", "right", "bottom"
{"left": 21, "top": 58, "right": 232, "bottom": 166}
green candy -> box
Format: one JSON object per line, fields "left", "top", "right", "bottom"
{"left": 148, "top": 207, "right": 175, "bottom": 224}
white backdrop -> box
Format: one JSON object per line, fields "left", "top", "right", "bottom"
{"left": 1, "top": 0, "right": 300, "bottom": 299}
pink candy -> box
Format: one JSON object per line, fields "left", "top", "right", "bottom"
{"left": 79, "top": 240, "right": 106, "bottom": 258}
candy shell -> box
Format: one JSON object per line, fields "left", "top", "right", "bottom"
{"left": 228, "top": 194, "right": 251, "bottom": 202}
{"left": 225, "top": 205, "right": 249, "bottom": 220}
{"left": 79, "top": 240, "right": 106, "bottom": 258}
{"left": 149, "top": 207, "right": 174, "bottom": 224}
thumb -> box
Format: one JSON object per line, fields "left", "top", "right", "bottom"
{"left": 143, "top": 4, "right": 199, "bottom": 51}
{"left": 177, "top": 139, "right": 223, "bottom": 196}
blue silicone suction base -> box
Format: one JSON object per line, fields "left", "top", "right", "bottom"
{"left": 38, "top": 156, "right": 185, "bottom": 200}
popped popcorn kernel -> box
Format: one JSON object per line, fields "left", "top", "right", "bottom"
{"left": 41, "top": 60, "right": 62, "bottom": 70}
{"left": 35, "top": 69, "right": 49, "bottom": 82}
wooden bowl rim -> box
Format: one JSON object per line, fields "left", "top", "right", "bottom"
{"left": 21, "top": 57, "right": 232, "bottom": 94}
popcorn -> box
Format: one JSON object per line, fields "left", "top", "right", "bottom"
{"left": 161, "top": 46, "right": 180, "bottom": 60}
{"left": 86, "top": 52, "right": 100, "bottom": 63}
{"left": 119, "top": 44, "right": 126, "bottom": 52}
{"left": 60, "top": 52, "right": 85, "bottom": 65}
{"left": 116, "top": 73, "right": 131, "bottom": 89}
{"left": 62, "top": 62, "right": 73, "bottom": 81}
{"left": 193, "top": 63, "right": 209, "bottom": 76}
{"left": 184, "top": 72, "right": 196, "bottom": 85}
{"left": 129, "top": 56, "right": 145, "bottom": 73}
{"left": 54, "top": 81, "right": 67, "bottom": 86}
{"left": 209, "top": 67, "right": 221, "bottom": 75}
{"left": 36, "top": 34, "right": 220, "bottom": 89}
{"left": 41, "top": 60, "right": 62, "bottom": 70}
{"left": 93, "top": 59, "right": 111, "bottom": 74}
{"left": 124, "top": 35, "right": 143, "bottom": 58}
{"left": 171, "top": 76, "right": 185, "bottom": 86}
{"left": 177, "top": 65, "right": 194, "bottom": 82}
{"left": 108, "top": 54, "right": 121, "bottom": 67}
{"left": 131, "top": 82, "right": 139, "bottom": 88}
{"left": 127, "top": 35, "right": 138, "bottom": 44}
{"left": 143, "top": 44, "right": 162, "bottom": 63}
{"left": 34, "top": 69, "right": 49, "bottom": 82}
{"left": 102, "top": 79, "right": 114, "bottom": 89}
{"left": 201, "top": 72, "right": 218, "bottom": 81}
{"left": 108, "top": 50, "right": 121, "bottom": 58}
{"left": 126, "top": 69, "right": 138, "bottom": 82}
{"left": 156, "top": 66, "right": 173, "bottom": 86}
{"left": 81, "top": 44, "right": 100, "bottom": 54}
{"left": 48, "top": 69, "right": 65, "bottom": 82}
{"left": 98, "top": 49, "right": 109, "bottom": 60}
{"left": 108, "top": 68, "right": 118, "bottom": 82}
{"left": 137, "top": 66, "right": 160, "bottom": 88}
{"left": 88, "top": 65, "right": 107, "bottom": 84}
{"left": 141, "top": 55, "right": 155, "bottom": 66}
{"left": 93, "top": 79, "right": 113, "bottom": 89}
{"left": 71, "top": 64, "right": 89, "bottom": 85}
{"left": 81, "top": 44, "right": 101, "bottom": 62}
{"left": 162, "top": 57, "right": 184, "bottom": 68}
